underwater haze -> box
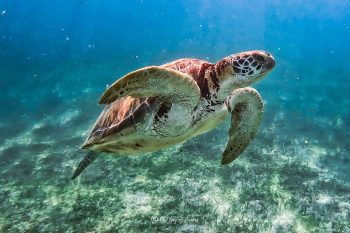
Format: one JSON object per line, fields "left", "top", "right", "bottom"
{"left": 1, "top": 0, "right": 350, "bottom": 232}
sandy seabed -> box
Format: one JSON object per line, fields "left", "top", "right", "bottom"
{"left": 0, "top": 92, "right": 349, "bottom": 232}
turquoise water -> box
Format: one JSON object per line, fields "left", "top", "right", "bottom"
{"left": 1, "top": 0, "right": 350, "bottom": 232}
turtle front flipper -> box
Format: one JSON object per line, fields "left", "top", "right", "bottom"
{"left": 99, "top": 66, "right": 201, "bottom": 111}
{"left": 71, "top": 151, "right": 98, "bottom": 179}
{"left": 221, "top": 87, "right": 264, "bottom": 165}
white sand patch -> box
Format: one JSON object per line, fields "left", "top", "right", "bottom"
{"left": 306, "top": 145, "right": 328, "bottom": 171}
{"left": 122, "top": 191, "right": 152, "bottom": 216}
{"left": 317, "top": 194, "right": 332, "bottom": 204}
{"left": 270, "top": 212, "right": 296, "bottom": 233}
{"left": 270, "top": 175, "right": 292, "bottom": 207}
{"left": 201, "top": 177, "right": 238, "bottom": 221}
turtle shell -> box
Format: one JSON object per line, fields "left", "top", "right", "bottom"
{"left": 82, "top": 60, "right": 207, "bottom": 150}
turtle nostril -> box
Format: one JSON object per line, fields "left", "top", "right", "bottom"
{"left": 266, "top": 52, "right": 271, "bottom": 56}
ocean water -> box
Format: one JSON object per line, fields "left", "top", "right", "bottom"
{"left": 1, "top": 0, "right": 350, "bottom": 232}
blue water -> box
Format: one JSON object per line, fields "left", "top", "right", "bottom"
{"left": 1, "top": 0, "right": 349, "bottom": 232}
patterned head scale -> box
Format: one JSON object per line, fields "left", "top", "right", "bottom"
{"left": 216, "top": 50, "right": 275, "bottom": 87}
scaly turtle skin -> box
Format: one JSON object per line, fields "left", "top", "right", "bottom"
{"left": 72, "top": 50, "right": 275, "bottom": 179}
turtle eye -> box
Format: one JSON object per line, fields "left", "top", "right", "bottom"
{"left": 253, "top": 54, "right": 266, "bottom": 63}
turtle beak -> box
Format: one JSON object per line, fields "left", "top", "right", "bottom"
{"left": 258, "top": 52, "right": 275, "bottom": 74}
{"left": 265, "top": 53, "right": 275, "bottom": 70}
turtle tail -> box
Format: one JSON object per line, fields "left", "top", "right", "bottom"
{"left": 71, "top": 151, "right": 98, "bottom": 180}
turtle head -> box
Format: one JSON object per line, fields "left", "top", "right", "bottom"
{"left": 232, "top": 50, "right": 275, "bottom": 83}
{"left": 214, "top": 50, "right": 275, "bottom": 98}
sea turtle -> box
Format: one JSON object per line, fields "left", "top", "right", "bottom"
{"left": 72, "top": 50, "right": 275, "bottom": 179}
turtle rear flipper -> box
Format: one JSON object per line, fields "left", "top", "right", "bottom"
{"left": 71, "top": 151, "right": 98, "bottom": 179}
{"left": 221, "top": 87, "right": 264, "bottom": 165}
{"left": 99, "top": 66, "right": 201, "bottom": 111}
